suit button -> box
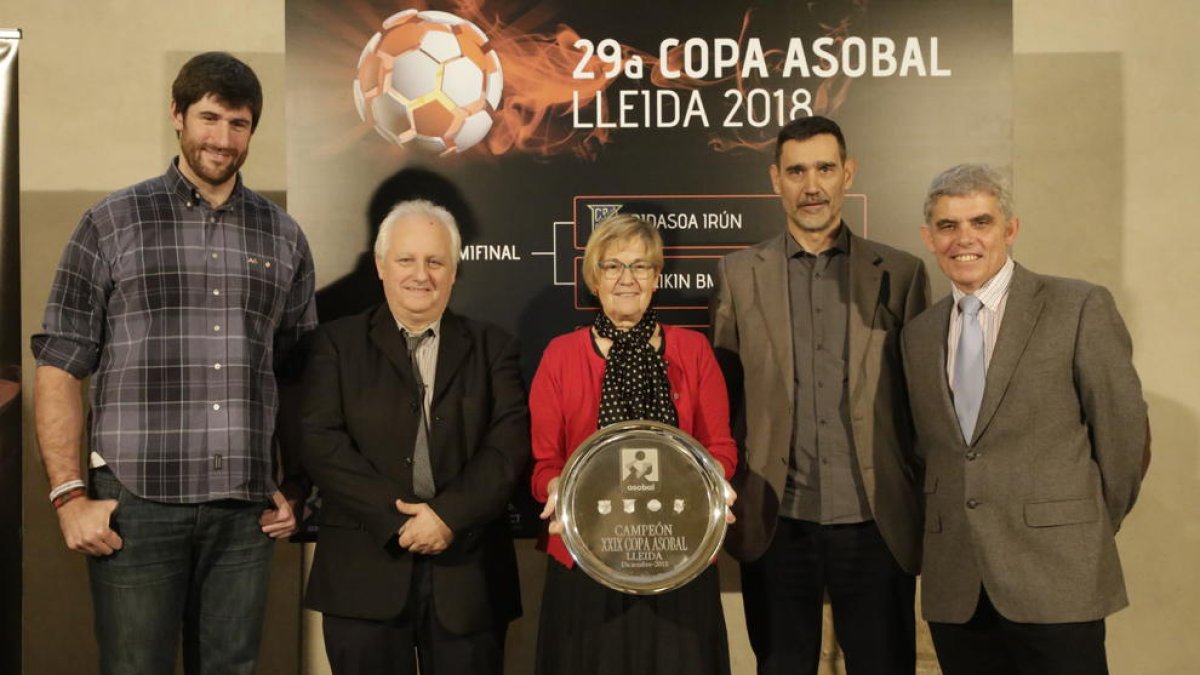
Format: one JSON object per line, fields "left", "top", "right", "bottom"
{"left": 966, "top": 498, "right": 979, "bottom": 509}
{"left": 405, "top": 457, "right": 413, "bottom": 465}
{"left": 966, "top": 451, "right": 978, "bottom": 461}
{"left": 410, "top": 402, "right": 419, "bottom": 412}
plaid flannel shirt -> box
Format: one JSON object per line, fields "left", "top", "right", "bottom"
{"left": 32, "top": 160, "right": 317, "bottom": 503}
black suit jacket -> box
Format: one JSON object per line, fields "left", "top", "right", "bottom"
{"left": 299, "top": 305, "right": 529, "bottom": 633}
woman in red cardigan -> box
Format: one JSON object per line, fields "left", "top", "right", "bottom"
{"left": 530, "top": 214, "right": 738, "bottom": 675}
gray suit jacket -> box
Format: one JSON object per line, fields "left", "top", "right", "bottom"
{"left": 901, "top": 264, "right": 1147, "bottom": 623}
{"left": 712, "top": 229, "right": 930, "bottom": 573}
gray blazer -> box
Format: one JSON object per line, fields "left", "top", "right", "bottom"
{"left": 711, "top": 229, "right": 930, "bottom": 573}
{"left": 901, "top": 264, "right": 1147, "bottom": 624}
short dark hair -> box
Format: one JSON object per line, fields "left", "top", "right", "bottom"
{"left": 775, "top": 116, "right": 847, "bottom": 163}
{"left": 171, "top": 52, "right": 263, "bottom": 131}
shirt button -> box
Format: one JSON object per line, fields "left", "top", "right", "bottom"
{"left": 816, "top": 343, "right": 823, "bottom": 351}
{"left": 209, "top": 216, "right": 216, "bottom": 223}
{"left": 212, "top": 289, "right": 220, "bottom": 296}
{"left": 213, "top": 325, "right": 221, "bottom": 332}
{"left": 211, "top": 252, "right": 219, "bottom": 259}
{"left": 212, "top": 403, "right": 221, "bottom": 411}
{"left": 213, "top": 363, "right": 222, "bottom": 370}
{"left": 966, "top": 498, "right": 979, "bottom": 509}
{"left": 818, "top": 418, "right": 827, "bottom": 425}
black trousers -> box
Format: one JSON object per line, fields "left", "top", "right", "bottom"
{"left": 322, "top": 558, "right": 507, "bottom": 675}
{"left": 741, "top": 519, "right": 916, "bottom": 675}
{"left": 929, "top": 588, "right": 1109, "bottom": 675}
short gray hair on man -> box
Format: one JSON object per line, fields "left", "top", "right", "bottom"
{"left": 923, "top": 163, "right": 1014, "bottom": 223}
{"left": 374, "top": 199, "right": 462, "bottom": 267}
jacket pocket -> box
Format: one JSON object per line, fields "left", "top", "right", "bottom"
{"left": 1024, "top": 498, "right": 1098, "bottom": 527}
{"left": 923, "top": 475, "right": 941, "bottom": 532}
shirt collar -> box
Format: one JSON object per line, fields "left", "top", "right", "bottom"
{"left": 785, "top": 222, "right": 850, "bottom": 258}
{"left": 952, "top": 256, "right": 1015, "bottom": 313}
{"left": 395, "top": 317, "right": 442, "bottom": 340}
{"left": 165, "top": 157, "right": 244, "bottom": 209}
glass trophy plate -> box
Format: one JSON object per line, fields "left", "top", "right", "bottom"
{"left": 556, "top": 420, "right": 729, "bottom": 594}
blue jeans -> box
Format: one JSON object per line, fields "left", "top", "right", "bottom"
{"left": 88, "top": 467, "right": 274, "bottom": 675}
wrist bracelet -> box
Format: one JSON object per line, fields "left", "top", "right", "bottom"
{"left": 52, "top": 488, "right": 87, "bottom": 510}
{"left": 48, "top": 479, "right": 86, "bottom": 503}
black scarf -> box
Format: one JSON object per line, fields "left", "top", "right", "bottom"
{"left": 594, "top": 309, "right": 678, "bottom": 428}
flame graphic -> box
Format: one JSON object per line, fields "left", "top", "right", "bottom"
{"left": 446, "top": 0, "right": 657, "bottom": 159}
{"left": 456, "top": 0, "right": 868, "bottom": 157}
{"left": 292, "top": 0, "right": 868, "bottom": 160}
{"left": 707, "top": 4, "right": 866, "bottom": 153}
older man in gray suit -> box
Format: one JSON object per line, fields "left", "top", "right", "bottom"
{"left": 712, "top": 116, "right": 929, "bottom": 675}
{"left": 901, "top": 164, "right": 1148, "bottom": 675}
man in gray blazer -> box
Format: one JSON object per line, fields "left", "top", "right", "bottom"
{"left": 712, "top": 116, "right": 929, "bottom": 675}
{"left": 901, "top": 164, "right": 1148, "bottom": 675}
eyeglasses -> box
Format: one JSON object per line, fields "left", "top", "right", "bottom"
{"left": 598, "top": 260, "right": 657, "bottom": 280}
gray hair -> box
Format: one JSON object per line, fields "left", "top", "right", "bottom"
{"left": 923, "top": 163, "right": 1014, "bottom": 223}
{"left": 581, "top": 213, "right": 664, "bottom": 294}
{"left": 374, "top": 199, "right": 462, "bottom": 266}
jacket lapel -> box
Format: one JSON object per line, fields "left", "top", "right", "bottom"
{"left": 752, "top": 235, "right": 794, "bottom": 406}
{"left": 971, "top": 264, "right": 1044, "bottom": 444}
{"left": 925, "top": 297, "right": 958, "bottom": 435}
{"left": 847, "top": 232, "right": 883, "bottom": 401}
{"left": 368, "top": 304, "right": 419, "bottom": 388}
{"left": 432, "top": 310, "right": 471, "bottom": 407}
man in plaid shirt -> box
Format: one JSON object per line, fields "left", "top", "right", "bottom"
{"left": 31, "top": 52, "right": 316, "bottom": 674}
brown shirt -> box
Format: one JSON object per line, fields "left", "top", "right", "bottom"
{"left": 781, "top": 225, "right": 871, "bottom": 524}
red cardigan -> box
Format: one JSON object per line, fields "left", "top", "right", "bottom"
{"left": 530, "top": 324, "right": 737, "bottom": 568}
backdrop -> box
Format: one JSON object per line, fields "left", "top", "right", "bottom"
{"left": 285, "top": 0, "right": 1012, "bottom": 538}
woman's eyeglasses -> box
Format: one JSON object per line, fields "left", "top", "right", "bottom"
{"left": 598, "top": 260, "right": 657, "bottom": 280}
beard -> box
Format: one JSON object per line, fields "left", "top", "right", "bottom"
{"left": 179, "top": 134, "right": 247, "bottom": 188}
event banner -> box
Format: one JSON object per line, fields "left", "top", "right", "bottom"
{"left": 287, "top": 0, "right": 1010, "bottom": 340}
{"left": 0, "top": 28, "right": 21, "bottom": 675}
{"left": 285, "top": 0, "right": 1011, "bottom": 531}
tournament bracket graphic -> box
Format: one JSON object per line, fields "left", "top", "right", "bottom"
{"left": 286, "top": 0, "right": 1012, "bottom": 350}
{"left": 540, "top": 192, "right": 869, "bottom": 328}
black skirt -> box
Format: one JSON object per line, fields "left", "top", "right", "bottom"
{"left": 534, "top": 559, "right": 731, "bottom": 675}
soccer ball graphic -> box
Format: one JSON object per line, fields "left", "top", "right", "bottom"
{"left": 354, "top": 10, "right": 504, "bottom": 154}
